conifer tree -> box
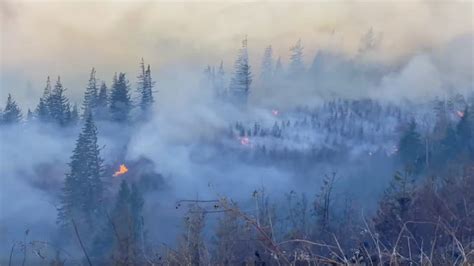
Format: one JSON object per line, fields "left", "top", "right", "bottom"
{"left": 260, "top": 45, "right": 274, "bottom": 88}
{"left": 35, "top": 98, "right": 49, "bottom": 122}
{"left": 144, "top": 65, "right": 154, "bottom": 104}
{"left": 82, "top": 68, "right": 99, "bottom": 119}
{"left": 48, "top": 77, "right": 71, "bottom": 126}
{"left": 110, "top": 73, "right": 131, "bottom": 122}
{"left": 96, "top": 82, "right": 109, "bottom": 120}
{"left": 35, "top": 77, "right": 52, "bottom": 122}
{"left": 97, "top": 82, "right": 108, "bottom": 106}
{"left": 57, "top": 114, "right": 104, "bottom": 228}
{"left": 2, "top": 94, "right": 22, "bottom": 124}
{"left": 137, "top": 59, "right": 155, "bottom": 114}
{"left": 288, "top": 39, "right": 305, "bottom": 79}
{"left": 229, "top": 37, "right": 252, "bottom": 105}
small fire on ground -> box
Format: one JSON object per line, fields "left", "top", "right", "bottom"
{"left": 238, "top": 136, "right": 251, "bottom": 147}
{"left": 113, "top": 164, "right": 129, "bottom": 177}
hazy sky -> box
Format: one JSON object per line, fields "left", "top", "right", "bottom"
{"left": 1, "top": 0, "right": 473, "bottom": 108}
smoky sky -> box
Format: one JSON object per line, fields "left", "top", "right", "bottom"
{"left": 1, "top": 0, "right": 473, "bottom": 108}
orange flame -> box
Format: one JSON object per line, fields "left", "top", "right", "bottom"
{"left": 456, "top": 110, "right": 464, "bottom": 118}
{"left": 113, "top": 164, "right": 128, "bottom": 177}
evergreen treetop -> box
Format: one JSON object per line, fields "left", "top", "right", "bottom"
{"left": 2, "top": 94, "right": 22, "bottom": 124}
{"left": 48, "top": 77, "right": 71, "bottom": 126}
{"left": 82, "top": 68, "right": 99, "bottom": 119}
{"left": 288, "top": 39, "right": 305, "bottom": 78}
{"left": 229, "top": 37, "right": 252, "bottom": 105}
{"left": 137, "top": 59, "right": 155, "bottom": 113}
{"left": 58, "top": 114, "right": 104, "bottom": 227}
{"left": 260, "top": 45, "right": 274, "bottom": 85}
{"left": 109, "top": 72, "right": 132, "bottom": 122}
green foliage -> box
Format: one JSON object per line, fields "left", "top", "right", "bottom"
{"left": 137, "top": 59, "right": 155, "bottom": 114}
{"left": 288, "top": 39, "right": 305, "bottom": 78}
{"left": 57, "top": 114, "right": 104, "bottom": 228}
{"left": 82, "top": 68, "right": 99, "bottom": 119}
{"left": 47, "top": 77, "right": 71, "bottom": 126}
{"left": 2, "top": 94, "right": 22, "bottom": 124}
{"left": 35, "top": 77, "right": 52, "bottom": 122}
{"left": 109, "top": 73, "right": 131, "bottom": 122}
{"left": 398, "top": 120, "right": 424, "bottom": 171}
{"left": 95, "top": 82, "right": 109, "bottom": 120}
{"left": 260, "top": 45, "right": 274, "bottom": 86}
{"left": 230, "top": 38, "right": 252, "bottom": 105}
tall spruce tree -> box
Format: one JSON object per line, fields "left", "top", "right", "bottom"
{"left": 110, "top": 73, "right": 132, "bottom": 122}
{"left": 229, "top": 37, "right": 252, "bottom": 105}
{"left": 260, "top": 45, "right": 274, "bottom": 88}
{"left": 144, "top": 65, "right": 154, "bottom": 105}
{"left": 48, "top": 77, "right": 71, "bottom": 126}
{"left": 137, "top": 59, "right": 155, "bottom": 114}
{"left": 57, "top": 114, "right": 104, "bottom": 228}
{"left": 35, "top": 76, "right": 52, "bottom": 122}
{"left": 288, "top": 39, "right": 305, "bottom": 79}
{"left": 96, "top": 82, "right": 109, "bottom": 120}
{"left": 97, "top": 82, "right": 108, "bottom": 106}
{"left": 2, "top": 94, "right": 22, "bottom": 124}
{"left": 82, "top": 68, "right": 99, "bottom": 119}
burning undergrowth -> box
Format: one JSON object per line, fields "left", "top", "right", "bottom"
{"left": 105, "top": 156, "right": 166, "bottom": 195}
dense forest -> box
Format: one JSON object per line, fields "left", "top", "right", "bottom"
{"left": 1, "top": 36, "right": 473, "bottom": 265}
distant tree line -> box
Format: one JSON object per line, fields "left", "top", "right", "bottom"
{"left": 0, "top": 58, "right": 155, "bottom": 127}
